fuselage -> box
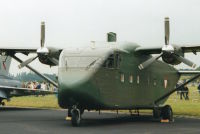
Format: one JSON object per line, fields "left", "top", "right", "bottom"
{"left": 57, "top": 42, "right": 180, "bottom": 110}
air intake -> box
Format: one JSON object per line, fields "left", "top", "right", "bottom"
{"left": 107, "top": 32, "right": 117, "bottom": 42}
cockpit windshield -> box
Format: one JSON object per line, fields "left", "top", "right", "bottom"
{"left": 64, "top": 57, "right": 99, "bottom": 68}
{"left": 102, "top": 53, "right": 121, "bottom": 69}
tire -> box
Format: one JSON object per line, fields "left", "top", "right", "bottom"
{"left": 71, "top": 109, "right": 81, "bottom": 127}
{"left": 1, "top": 102, "right": 5, "bottom": 106}
{"left": 161, "top": 105, "right": 173, "bottom": 121}
{"left": 68, "top": 108, "right": 72, "bottom": 117}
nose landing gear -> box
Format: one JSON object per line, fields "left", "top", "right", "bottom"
{"left": 67, "top": 105, "right": 84, "bottom": 127}
{"left": 71, "top": 107, "right": 81, "bottom": 126}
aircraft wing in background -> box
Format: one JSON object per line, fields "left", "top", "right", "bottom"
{"left": 0, "top": 85, "right": 57, "bottom": 99}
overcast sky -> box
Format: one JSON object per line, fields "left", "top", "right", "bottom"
{"left": 1, "top": 0, "right": 200, "bottom": 75}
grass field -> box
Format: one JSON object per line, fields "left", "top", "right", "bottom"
{"left": 5, "top": 95, "right": 60, "bottom": 109}
{"left": 4, "top": 86, "right": 200, "bottom": 117}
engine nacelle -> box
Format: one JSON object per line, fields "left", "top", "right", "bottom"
{"left": 38, "top": 47, "right": 60, "bottom": 66}
{"left": 38, "top": 55, "right": 55, "bottom": 66}
{"left": 162, "top": 45, "right": 184, "bottom": 65}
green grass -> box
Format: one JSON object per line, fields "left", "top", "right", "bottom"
{"left": 4, "top": 86, "right": 200, "bottom": 117}
{"left": 165, "top": 86, "right": 200, "bottom": 117}
{"left": 5, "top": 95, "right": 60, "bottom": 109}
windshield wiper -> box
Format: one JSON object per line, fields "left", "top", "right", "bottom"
{"left": 86, "top": 58, "right": 99, "bottom": 70}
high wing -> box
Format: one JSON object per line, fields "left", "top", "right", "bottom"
{"left": 135, "top": 44, "right": 200, "bottom": 55}
{"left": 178, "top": 70, "right": 200, "bottom": 74}
{"left": 0, "top": 47, "right": 37, "bottom": 55}
{"left": 0, "top": 85, "right": 57, "bottom": 99}
{"left": 135, "top": 46, "right": 162, "bottom": 54}
{"left": 0, "top": 46, "right": 62, "bottom": 60}
{"left": 0, "top": 22, "right": 62, "bottom": 88}
{"left": 0, "top": 46, "right": 62, "bottom": 88}
{"left": 181, "top": 45, "right": 200, "bottom": 53}
{"left": 136, "top": 17, "right": 200, "bottom": 70}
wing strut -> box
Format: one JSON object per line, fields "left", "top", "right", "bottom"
{"left": 12, "top": 55, "right": 58, "bottom": 88}
{"left": 155, "top": 73, "right": 200, "bottom": 104}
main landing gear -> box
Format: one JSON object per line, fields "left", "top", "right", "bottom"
{"left": 67, "top": 106, "right": 84, "bottom": 127}
{"left": 0, "top": 99, "right": 5, "bottom": 106}
{"left": 0, "top": 101, "right": 5, "bottom": 106}
{"left": 153, "top": 105, "right": 173, "bottom": 122}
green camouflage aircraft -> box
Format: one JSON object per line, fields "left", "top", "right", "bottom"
{"left": 1, "top": 17, "right": 200, "bottom": 126}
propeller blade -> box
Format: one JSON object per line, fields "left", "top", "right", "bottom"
{"left": 165, "top": 17, "right": 170, "bottom": 45}
{"left": 47, "top": 57, "right": 59, "bottom": 65}
{"left": 18, "top": 56, "right": 38, "bottom": 69}
{"left": 173, "top": 54, "right": 196, "bottom": 68}
{"left": 41, "top": 21, "right": 45, "bottom": 48}
{"left": 138, "top": 53, "right": 162, "bottom": 70}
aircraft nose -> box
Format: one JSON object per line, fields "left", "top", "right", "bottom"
{"left": 58, "top": 68, "right": 95, "bottom": 88}
{"left": 57, "top": 67, "right": 100, "bottom": 109}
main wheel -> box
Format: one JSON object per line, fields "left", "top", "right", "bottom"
{"left": 161, "top": 105, "right": 173, "bottom": 121}
{"left": 68, "top": 108, "right": 72, "bottom": 117}
{"left": 71, "top": 109, "right": 81, "bottom": 127}
{"left": 1, "top": 102, "right": 5, "bottom": 106}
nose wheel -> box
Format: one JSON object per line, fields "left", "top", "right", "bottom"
{"left": 71, "top": 106, "right": 81, "bottom": 127}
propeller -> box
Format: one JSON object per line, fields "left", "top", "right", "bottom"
{"left": 18, "top": 55, "right": 38, "bottom": 69}
{"left": 172, "top": 54, "right": 196, "bottom": 68}
{"left": 18, "top": 21, "right": 49, "bottom": 69}
{"left": 138, "top": 53, "right": 162, "bottom": 70}
{"left": 165, "top": 17, "right": 170, "bottom": 45}
{"left": 138, "top": 17, "right": 196, "bottom": 70}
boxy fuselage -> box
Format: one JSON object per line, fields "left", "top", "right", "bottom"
{"left": 57, "top": 42, "right": 180, "bottom": 110}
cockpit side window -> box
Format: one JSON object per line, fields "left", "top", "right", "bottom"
{"left": 102, "top": 52, "right": 121, "bottom": 69}
{"left": 115, "top": 53, "right": 121, "bottom": 68}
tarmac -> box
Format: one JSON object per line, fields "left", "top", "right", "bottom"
{"left": 0, "top": 107, "right": 200, "bottom": 134}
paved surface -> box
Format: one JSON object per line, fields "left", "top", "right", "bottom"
{"left": 0, "top": 107, "right": 200, "bottom": 134}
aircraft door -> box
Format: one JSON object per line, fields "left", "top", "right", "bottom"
{"left": 95, "top": 52, "right": 121, "bottom": 106}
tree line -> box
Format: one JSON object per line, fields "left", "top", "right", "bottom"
{"left": 9, "top": 72, "right": 57, "bottom": 82}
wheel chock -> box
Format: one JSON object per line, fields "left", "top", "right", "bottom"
{"left": 65, "top": 116, "right": 72, "bottom": 121}
{"left": 160, "top": 119, "right": 169, "bottom": 123}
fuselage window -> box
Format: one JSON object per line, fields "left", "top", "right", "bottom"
{"left": 115, "top": 53, "right": 121, "bottom": 68}
{"left": 120, "top": 74, "right": 124, "bottom": 83}
{"left": 153, "top": 79, "right": 157, "bottom": 86}
{"left": 147, "top": 76, "right": 150, "bottom": 85}
{"left": 103, "top": 54, "right": 114, "bottom": 68}
{"left": 164, "top": 79, "right": 168, "bottom": 89}
{"left": 102, "top": 53, "right": 121, "bottom": 69}
{"left": 137, "top": 75, "right": 139, "bottom": 84}
{"left": 129, "top": 75, "right": 133, "bottom": 83}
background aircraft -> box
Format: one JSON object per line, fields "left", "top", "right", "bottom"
{"left": 1, "top": 17, "right": 200, "bottom": 126}
{"left": 0, "top": 55, "right": 57, "bottom": 106}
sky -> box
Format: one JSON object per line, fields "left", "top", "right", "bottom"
{"left": 0, "top": 0, "right": 200, "bottom": 75}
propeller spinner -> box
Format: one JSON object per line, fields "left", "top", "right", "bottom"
{"left": 138, "top": 17, "right": 196, "bottom": 70}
